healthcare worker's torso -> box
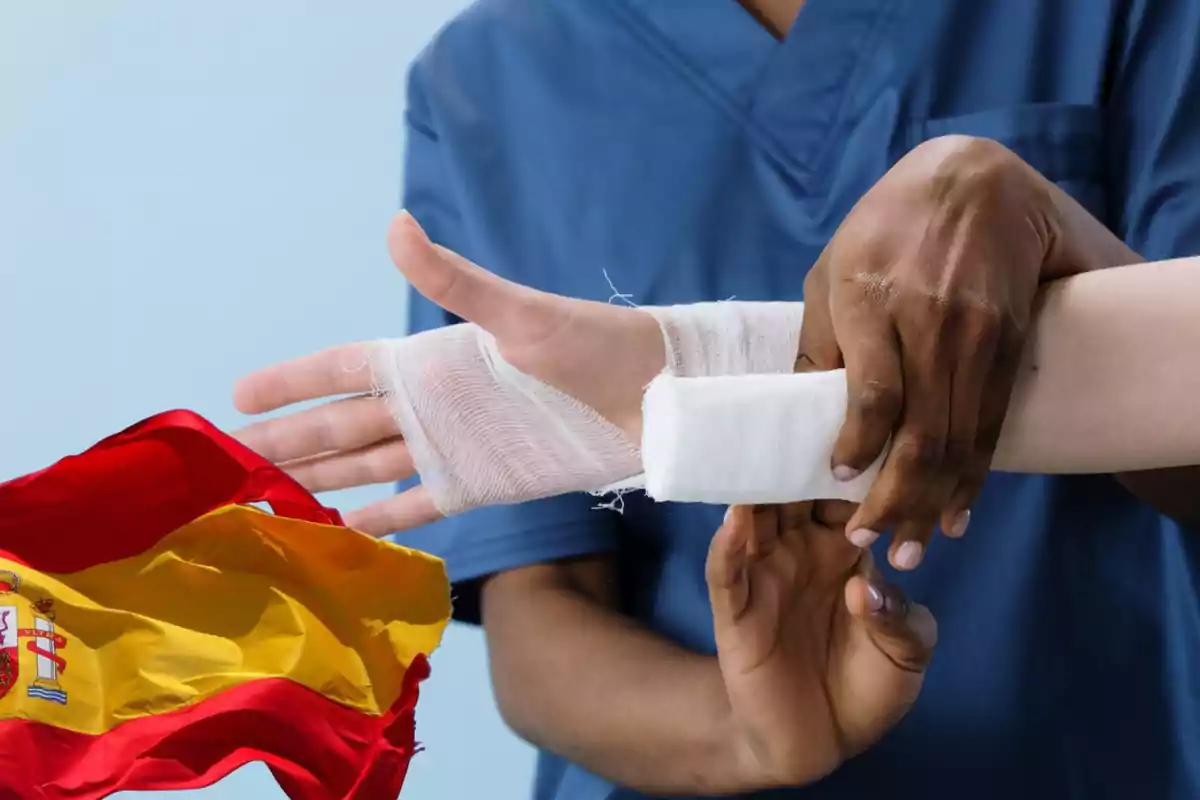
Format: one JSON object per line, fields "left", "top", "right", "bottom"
{"left": 398, "top": 1, "right": 1200, "bottom": 797}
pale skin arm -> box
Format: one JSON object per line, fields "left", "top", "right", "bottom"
{"left": 994, "top": 256, "right": 1200, "bottom": 477}
{"left": 235, "top": 223, "right": 1200, "bottom": 535}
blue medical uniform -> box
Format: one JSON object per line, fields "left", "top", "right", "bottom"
{"left": 396, "top": 1, "right": 1200, "bottom": 797}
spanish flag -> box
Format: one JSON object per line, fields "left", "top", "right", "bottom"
{"left": 0, "top": 411, "right": 450, "bottom": 799}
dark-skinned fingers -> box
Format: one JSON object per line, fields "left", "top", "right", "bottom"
{"left": 940, "top": 472, "right": 980, "bottom": 539}
{"left": 941, "top": 402, "right": 1006, "bottom": 537}
{"left": 852, "top": 550, "right": 937, "bottom": 661}
{"left": 707, "top": 506, "right": 754, "bottom": 621}
{"left": 797, "top": 277, "right": 899, "bottom": 549}
{"left": 812, "top": 500, "right": 859, "bottom": 529}
{"left": 799, "top": 264, "right": 903, "bottom": 494}
{"left": 936, "top": 302, "right": 1002, "bottom": 537}
{"left": 844, "top": 573, "right": 937, "bottom": 671}
{"left": 872, "top": 439, "right": 948, "bottom": 569}
{"left": 938, "top": 415, "right": 989, "bottom": 541}
{"left": 793, "top": 344, "right": 859, "bottom": 539}
{"left": 942, "top": 323, "right": 1024, "bottom": 536}
{"left": 796, "top": 264, "right": 843, "bottom": 372}
{"left": 746, "top": 504, "right": 783, "bottom": 561}
{"left": 794, "top": 338, "right": 852, "bottom": 530}
{"left": 789, "top": 500, "right": 867, "bottom": 579}
{"left": 845, "top": 315, "right": 953, "bottom": 565}
{"left": 848, "top": 430, "right": 949, "bottom": 568}
{"left": 829, "top": 300, "right": 905, "bottom": 480}
{"left": 709, "top": 506, "right": 753, "bottom": 587}
{"left": 842, "top": 440, "right": 940, "bottom": 561}
{"left": 887, "top": 515, "right": 942, "bottom": 571}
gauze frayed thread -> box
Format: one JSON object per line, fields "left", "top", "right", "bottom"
{"left": 367, "top": 301, "right": 819, "bottom": 517}
{"left": 593, "top": 301, "right": 809, "bottom": 498}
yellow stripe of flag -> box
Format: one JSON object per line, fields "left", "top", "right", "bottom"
{"left": 0, "top": 505, "right": 449, "bottom": 736}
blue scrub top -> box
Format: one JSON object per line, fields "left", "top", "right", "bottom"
{"left": 396, "top": 1, "right": 1200, "bottom": 797}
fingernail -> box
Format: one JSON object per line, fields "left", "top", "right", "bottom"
{"left": 894, "top": 541, "right": 924, "bottom": 570}
{"left": 724, "top": 506, "right": 734, "bottom": 523}
{"left": 832, "top": 464, "right": 861, "bottom": 482}
{"left": 398, "top": 209, "right": 426, "bottom": 234}
{"left": 867, "top": 582, "right": 885, "bottom": 613}
{"left": 947, "top": 509, "right": 971, "bottom": 539}
{"left": 848, "top": 528, "right": 879, "bottom": 548}
{"left": 884, "top": 586, "right": 909, "bottom": 617}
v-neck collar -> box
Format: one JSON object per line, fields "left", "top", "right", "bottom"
{"left": 612, "top": 0, "right": 778, "bottom": 106}
{"left": 605, "top": 0, "right": 899, "bottom": 183}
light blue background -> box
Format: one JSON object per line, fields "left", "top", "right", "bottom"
{"left": 0, "top": 2, "right": 535, "bottom": 797}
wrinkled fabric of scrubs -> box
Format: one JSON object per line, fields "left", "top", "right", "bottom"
{"left": 395, "top": 1, "right": 1200, "bottom": 798}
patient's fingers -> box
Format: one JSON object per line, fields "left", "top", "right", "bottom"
{"left": 234, "top": 396, "right": 398, "bottom": 463}
{"left": 345, "top": 486, "right": 442, "bottom": 537}
{"left": 234, "top": 342, "right": 376, "bottom": 414}
{"left": 281, "top": 437, "right": 415, "bottom": 494}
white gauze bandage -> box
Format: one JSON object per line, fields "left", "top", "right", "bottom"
{"left": 645, "top": 301, "right": 807, "bottom": 377}
{"left": 639, "top": 370, "right": 881, "bottom": 505}
{"left": 368, "top": 323, "right": 642, "bottom": 516}
{"left": 369, "top": 300, "right": 869, "bottom": 514}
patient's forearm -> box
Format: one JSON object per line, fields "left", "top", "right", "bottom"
{"left": 354, "top": 255, "right": 1200, "bottom": 517}
{"left": 994, "top": 257, "right": 1200, "bottom": 474}
{"left": 637, "top": 258, "right": 1200, "bottom": 507}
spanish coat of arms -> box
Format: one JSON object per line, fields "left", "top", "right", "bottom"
{"left": 0, "top": 569, "right": 68, "bottom": 705}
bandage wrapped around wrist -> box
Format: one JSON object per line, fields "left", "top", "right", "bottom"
{"left": 637, "top": 370, "right": 879, "bottom": 504}
{"left": 369, "top": 322, "right": 643, "bottom": 514}
{"left": 369, "top": 301, "right": 874, "bottom": 516}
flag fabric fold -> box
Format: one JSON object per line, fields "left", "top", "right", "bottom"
{"left": 0, "top": 411, "right": 450, "bottom": 800}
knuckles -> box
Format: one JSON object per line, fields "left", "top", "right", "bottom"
{"left": 939, "top": 437, "right": 973, "bottom": 475}
{"left": 843, "top": 260, "right": 1026, "bottom": 345}
{"left": 908, "top": 135, "right": 1024, "bottom": 198}
{"left": 871, "top": 479, "right": 929, "bottom": 522}
{"left": 852, "top": 381, "right": 903, "bottom": 427}
{"left": 899, "top": 289, "right": 1026, "bottom": 356}
{"left": 890, "top": 433, "right": 947, "bottom": 476}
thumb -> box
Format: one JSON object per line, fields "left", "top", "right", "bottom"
{"left": 826, "top": 306, "right": 904, "bottom": 481}
{"left": 844, "top": 572, "right": 937, "bottom": 672}
{"left": 387, "top": 210, "right": 551, "bottom": 341}
{"left": 798, "top": 260, "right": 903, "bottom": 480}
{"left": 833, "top": 565, "right": 935, "bottom": 753}
{"left": 795, "top": 265, "right": 842, "bottom": 372}
{"left": 706, "top": 506, "right": 753, "bottom": 626}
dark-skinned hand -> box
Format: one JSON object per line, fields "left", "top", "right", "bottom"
{"left": 708, "top": 500, "right": 936, "bottom": 787}
{"left": 798, "top": 134, "right": 1085, "bottom": 570}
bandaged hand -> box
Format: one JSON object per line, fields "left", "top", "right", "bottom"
{"left": 234, "top": 212, "right": 804, "bottom": 535}
{"left": 235, "top": 208, "right": 1198, "bottom": 538}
